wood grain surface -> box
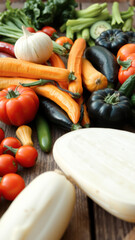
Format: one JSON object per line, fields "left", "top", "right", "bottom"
{"left": 0, "top": 1, "right": 135, "bottom": 240}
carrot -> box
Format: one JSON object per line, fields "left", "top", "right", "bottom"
{"left": 48, "top": 52, "right": 66, "bottom": 69}
{"left": 0, "top": 77, "right": 80, "bottom": 124}
{"left": 35, "top": 84, "right": 81, "bottom": 124}
{"left": 0, "top": 58, "right": 72, "bottom": 83}
{"left": 67, "top": 38, "right": 86, "bottom": 97}
{"left": 48, "top": 52, "right": 68, "bottom": 89}
{"left": 76, "top": 95, "right": 90, "bottom": 127}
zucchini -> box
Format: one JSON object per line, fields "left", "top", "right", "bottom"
{"left": 35, "top": 113, "right": 52, "bottom": 153}
{"left": 39, "top": 97, "right": 82, "bottom": 131}
{"left": 131, "top": 93, "right": 135, "bottom": 106}
{"left": 85, "top": 45, "right": 119, "bottom": 83}
{"left": 118, "top": 74, "right": 135, "bottom": 98}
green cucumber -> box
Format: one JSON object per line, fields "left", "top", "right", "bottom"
{"left": 35, "top": 113, "right": 52, "bottom": 153}
{"left": 131, "top": 93, "right": 135, "bottom": 106}
{"left": 118, "top": 74, "right": 135, "bottom": 98}
{"left": 90, "top": 20, "right": 111, "bottom": 39}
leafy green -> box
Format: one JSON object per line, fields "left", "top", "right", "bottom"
{"left": 23, "top": 0, "right": 78, "bottom": 29}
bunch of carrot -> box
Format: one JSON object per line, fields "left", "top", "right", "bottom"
{"left": 0, "top": 38, "right": 90, "bottom": 127}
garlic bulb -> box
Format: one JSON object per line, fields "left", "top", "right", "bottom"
{"left": 14, "top": 26, "right": 53, "bottom": 64}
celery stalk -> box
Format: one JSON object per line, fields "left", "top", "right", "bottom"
{"left": 75, "top": 3, "right": 107, "bottom": 18}
{"left": 122, "top": 17, "right": 133, "bottom": 32}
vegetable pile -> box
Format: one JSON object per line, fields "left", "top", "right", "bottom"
{"left": 0, "top": 0, "right": 135, "bottom": 237}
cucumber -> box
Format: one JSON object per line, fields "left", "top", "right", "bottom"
{"left": 90, "top": 20, "right": 111, "bottom": 39}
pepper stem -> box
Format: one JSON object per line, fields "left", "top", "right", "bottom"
{"left": 117, "top": 56, "right": 132, "bottom": 70}
{"left": 104, "top": 92, "right": 120, "bottom": 105}
{"left": 4, "top": 145, "right": 18, "bottom": 155}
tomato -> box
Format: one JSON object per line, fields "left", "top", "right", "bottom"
{"left": 0, "top": 144, "right": 3, "bottom": 155}
{"left": 0, "top": 127, "right": 5, "bottom": 142}
{"left": 118, "top": 53, "right": 135, "bottom": 84}
{"left": 41, "top": 26, "right": 59, "bottom": 39}
{"left": 1, "top": 137, "right": 21, "bottom": 155}
{"left": 15, "top": 145, "right": 38, "bottom": 168}
{"left": 117, "top": 43, "right": 135, "bottom": 61}
{"left": 55, "top": 36, "right": 73, "bottom": 52}
{"left": 0, "top": 85, "right": 39, "bottom": 126}
{"left": 26, "top": 27, "right": 36, "bottom": 33}
{"left": 0, "top": 154, "right": 18, "bottom": 176}
{"left": 1, "top": 173, "right": 25, "bottom": 201}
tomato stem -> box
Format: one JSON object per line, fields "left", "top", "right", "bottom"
{"left": 4, "top": 145, "right": 18, "bottom": 154}
{"left": 6, "top": 89, "right": 20, "bottom": 99}
{"left": 117, "top": 56, "right": 132, "bottom": 70}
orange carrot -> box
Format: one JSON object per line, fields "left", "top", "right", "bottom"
{"left": 76, "top": 95, "right": 90, "bottom": 127}
{"left": 49, "top": 52, "right": 66, "bottom": 69}
{"left": 48, "top": 52, "right": 68, "bottom": 89}
{"left": 67, "top": 38, "right": 86, "bottom": 96}
{"left": 0, "top": 58, "right": 70, "bottom": 83}
{"left": 35, "top": 84, "right": 81, "bottom": 124}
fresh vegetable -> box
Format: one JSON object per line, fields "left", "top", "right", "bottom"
{"left": 0, "top": 128, "right": 5, "bottom": 143}
{"left": 0, "top": 145, "right": 4, "bottom": 155}
{"left": 0, "top": 52, "right": 15, "bottom": 58}
{"left": 0, "top": 173, "right": 25, "bottom": 201}
{"left": 16, "top": 125, "right": 33, "bottom": 146}
{"left": 117, "top": 53, "right": 135, "bottom": 84}
{"left": 75, "top": 2, "right": 107, "bottom": 18}
{"left": 126, "top": 31, "right": 135, "bottom": 43}
{"left": 1, "top": 137, "right": 21, "bottom": 156}
{"left": 87, "top": 88, "right": 131, "bottom": 128}
{"left": 0, "top": 42, "right": 15, "bottom": 57}
{"left": 131, "top": 94, "right": 135, "bottom": 106}
{"left": 75, "top": 95, "right": 90, "bottom": 128}
{"left": 5, "top": 145, "right": 38, "bottom": 168}
{"left": 26, "top": 27, "right": 36, "bottom": 32}
{"left": 81, "top": 58, "right": 108, "bottom": 92}
{"left": 118, "top": 74, "right": 135, "bottom": 98}
{"left": 67, "top": 38, "right": 86, "bottom": 96}
{"left": 48, "top": 52, "right": 66, "bottom": 69}
{"left": 41, "top": 26, "right": 59, "bottom": 39}
{"left": 0, "top": 58, "right": 73, "bottom": 83}
{"left": 85, "top": 45, "right": 119, "bottom": 84}
{"left": 66, "top": 26, "right": 74, "bottom": 40}
{"left": 39, "top": 97, "right": 82, "bottom": 131}
{"left": 95, "top": 29, "right": 128, "bottom": 54}
{"left": 0, "top": 154, "right": 18, "bottom": 176}
{"left": 117, "top": 43, "right": 135, "bottom": 61}
{"left": 53, "top": 128, "right": 135, "bottom": 222}
{"left": 35, "top": 113, "right": 52, "bottom": 153}
{"left": 23, "top": 0, "right": 78, "bottom": 29}
{"left": 90, "top": 20, "right": 111, "bottom": 40}
{"left": 122, "top": 18, "right": 133, "bottom": 32}
{"left": 111, "top": 2, "right": 124, "bottom": 26}
{"left": 34, "top": 84, "right": 81, "bottom": 124}
{"left": 55, "top": 36, "right": 73, "bottom": 52}
{"left": 0, "top": 85, "right": 39, "bottom": 126}
{"left": 81, "top": 28, "right": 90, "bottom": 41}
{"left": 14, "top": 26, "right": 53, "bottom": 64}
{"left": 0, "top": 171, "right": 75, "bottom": 239}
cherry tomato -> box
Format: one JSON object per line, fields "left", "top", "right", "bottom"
{"left": 1, "top": 173, "right": 25, "bottom": 201}
{"left": 15, "top": 145, "right": 38, "bottom": 168}
{"left": 117, "top": 43, "right": 135, "bottom": 61}
{"left": 0, "top": 154, "right": 18, "bottom": 176}
{"left": 26, "top": 27, "right": 36, "bottom": 33}
{"left": 1, "top": 137, "right": 21, "bottom": 155}
{"left": 41, "top": 26, "right": 59, "bottom": 38}
{"left": 55, "top": 36, "right": 73, "bottom": 52}
{"left": 0, "top": 145, "right": 3, "bottom": 155}
{"left": 0, "top": 127, "right": 5, "bottom": 142}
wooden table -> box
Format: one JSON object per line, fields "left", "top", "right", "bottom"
{"left": 0, "top": 1, "right": 135, "bottom": 239}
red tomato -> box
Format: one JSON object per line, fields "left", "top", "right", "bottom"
{"left": 41, "top": 26, "right": 59, "bottom": 38}
{"left": 1, "top": 137, "right": 21, "bottom": 155}
{"left": 118, "top": 53, "right": 135, "bottom": 84}
{"left": 117, "top": 43, "right": 135, "bottom": 61}
{"left": 0, "top": 145, "right": 3, "bottom": 155}
{"left": 0, "top": 85, "right": 39, "bottom": 126}
{"left": 0, "top": 127, "right": 5, "bottom": 142}
{"left": 0, "top": 154, "right": 18, "bottom": 176}
{"left": 55, "top": 36, "right": 73, "bottom": 52}
{"left": 26, "top": 27, "right": 36, "bottom": 33}
{"left": 1, "top": 173, "right": 25, "bottom": 201}
{"left": 15, "top": 145, "right": 38, "bottom": 168}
